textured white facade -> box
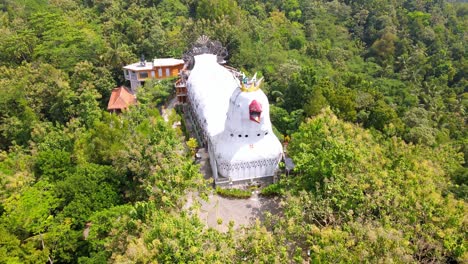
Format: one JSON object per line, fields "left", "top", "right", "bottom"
{"left": 187, "top": 54, "right": 283, "bottom": 183}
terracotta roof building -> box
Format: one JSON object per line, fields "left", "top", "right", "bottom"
{"left": 107, "top": 86, "right": 136, "bottom": 113}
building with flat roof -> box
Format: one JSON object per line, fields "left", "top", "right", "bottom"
{"left": 123, "top": 57, "right": 184, "bottom": 91}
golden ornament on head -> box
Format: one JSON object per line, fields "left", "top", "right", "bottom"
{"left": 240, "top": 72, "right": 263, "bottom": 92}
{"left": 240, "top": 79, "right": 263, "bottom": 92}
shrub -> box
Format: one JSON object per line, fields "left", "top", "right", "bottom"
{"left": 260, "top": 183, "right": 284, "bottom": 197}
{"left": 215, "top": 187, "right": 251, "bottom": 199}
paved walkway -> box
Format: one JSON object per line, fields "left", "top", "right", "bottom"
{"left": 196, "top": 148, "right": 213, "bottom": 180}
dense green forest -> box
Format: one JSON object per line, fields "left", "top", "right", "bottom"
{"left": 0, "top": 0, "right": 466, "bottom": 263}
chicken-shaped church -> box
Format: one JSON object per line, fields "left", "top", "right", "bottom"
{"left": 182, "top": 36, "right": 283, "bottom": 185}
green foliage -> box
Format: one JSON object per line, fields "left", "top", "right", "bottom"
{"left": 70, "top": 61, "right": 115, "bottom": 109}
{"left": 79, "top": 205, "right": 134, "bottom": 263}
{"left": 304, "top": 87, "right": 328, "bottom": 117}
{"left": 83, "top": 202, "right": 238, "bottom": 263}
{"left": 216, "top": 187, "right": 252, "bottom": 199}
{"left": 0, "top": 0, "right": 466, "bottom": 262}
{"left": 137, "top": 79, "right": 175, "bottom": 107}
{"left": 270, "top": 105, "right": 304, "bottom": 136}
{"left": 260, "top": 183, "right": 284, "bottom": 197}
{"left": 0, "top": 63, "right": 73, "bottom": 148}
{"left": 29, "top": 12, "right": 105, "bottom": 72}
{"left": 35, "top": 149, "right": 73, "bottom": 181}
{"left": 366, "top": 100, "right": 402, "bottom": 133}
{"left": 451, "top": 167, "right": 468, "bottom": 201}
{"left": 109, "top": 108, "right": 206, "bottom": 204}
{"left": 186, "top": 137, "right": 198, "bottom": 156}
{"left": 282, "top": 66, "right": 317, "bottom": 112}
{"left": 76, "top": 112, "right": 128, "bottom": 165}
{"left": 285, "top": 109, "right": 466, "bottom": 262}
{"left": 196, "top": 0, "right": 240, "bottom": 22}
{"left": 0, "top": 147, "right": 35, "bottom": 200}
{"left": 54, "top": 163, "right": 121, "bottom": 227}
{"left": 1, "top": 180, "right": 61, "bottom": 237}
{"left": 0, "top": 224, "right": 49, "bottom": 263}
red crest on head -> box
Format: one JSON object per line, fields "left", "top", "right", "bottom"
{"left": 249, "top": 100, "right": 262, "bottom": 123}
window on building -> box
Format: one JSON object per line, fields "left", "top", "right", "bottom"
{"left": 130, "top": 71, "right": 137, "bottom": 80}
{"left": 158, "top": 68, "right": 162, "bottom": 77}
{"left": 139, "top": 72, "right": 149, "bottom": 79}
{"left": 166, "top": 68, "right": 170, "bottom": 77}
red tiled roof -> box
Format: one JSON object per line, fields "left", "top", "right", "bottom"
{"left": 107, "top": 86, "right": 136, "bottom": 111}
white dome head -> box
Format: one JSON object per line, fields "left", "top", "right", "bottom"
{"left": 225, "top": 87, "right": 273, "bottom": 137}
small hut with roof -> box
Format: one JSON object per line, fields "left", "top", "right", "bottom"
{"left": 107, "top": 86, "right": 136, "bottom": 113}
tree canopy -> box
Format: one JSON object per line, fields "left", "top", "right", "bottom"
{"left": 0, "top": 0, "right": 466, "bottom": 263}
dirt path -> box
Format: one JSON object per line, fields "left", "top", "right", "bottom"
{"left": 185, "top": 191, "right": 280, "bottom": 232}
{"left": 161, "top": 96, "right": 178, "bottom": 122}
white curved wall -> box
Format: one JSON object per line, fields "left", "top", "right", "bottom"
{"left": 187, "top": 54, "right": 283, "bottom": 182}
{"left": 187, "top": 54, "right": 238, "bottom": 138}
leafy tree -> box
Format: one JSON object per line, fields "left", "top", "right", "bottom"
{"left": 35, "top": 149, "right": 73, "bottom": 182}
{"left": 70, "top": 61, "right": 116, "bottom": 108}
{"left": 137, "top": 78, "right": 175, "bottom": 108}
{"left": 304, "top": 87, "right": 328, "bottom": 117}
{"left": 0, "top": 0, "right": 466, "bottom": 262}
{"left": 283, "top": 66, "right": 317, "bottom": 112}
{"left": 1, "top": 180, "right": 61, "bottom": 238}
{"left": 29, "top": 12, "right": 105, "bottom": 72}
{"left": 0, "top": 63, "right": 75, "bottom": 148}
{"left": 195, "top": 0, "right": 240, "bottom": 22}
{"left": 111, "top": 108, "right": 205, "bottom": 204}
{"left": 369, "top": 32, "right": 398, "bottom": 65}
{"left": 270, "top": 105, "right": 304, "bottom": 136}
{"left": 284, "top": 109, "right": 466, "bottom": 262}
{"left": 450, "top": 167, "right": 468, "bottom": 201}
{"left": 0, "top": 225, "right": 49, "bottom": 263}
{"left": 366, "top": 100, "right": 401, "bottom": 133}
{"left": 54, "top": 163, "right": 122, "bottom": 227}
{"left": 186, "top": 137, "right": 198, "bottom": 156}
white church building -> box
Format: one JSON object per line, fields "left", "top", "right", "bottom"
{"left": 182, "top": 37, "right": 283, "bottom": 185}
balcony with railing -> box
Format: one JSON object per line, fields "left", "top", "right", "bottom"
{"left": 175, "top": 78, "right": 188, "bottom": 104}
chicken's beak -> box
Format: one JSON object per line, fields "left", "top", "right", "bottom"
{"left": 249, "top": 100, "right": 262, "bottom": 124}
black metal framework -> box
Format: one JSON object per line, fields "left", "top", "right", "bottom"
{"left": 183, "top": 35, "right": 228, "bottom": 70}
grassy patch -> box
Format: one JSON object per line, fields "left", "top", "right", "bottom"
{"left": 215, "top": 187, "right": 251, "bottom": 199}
